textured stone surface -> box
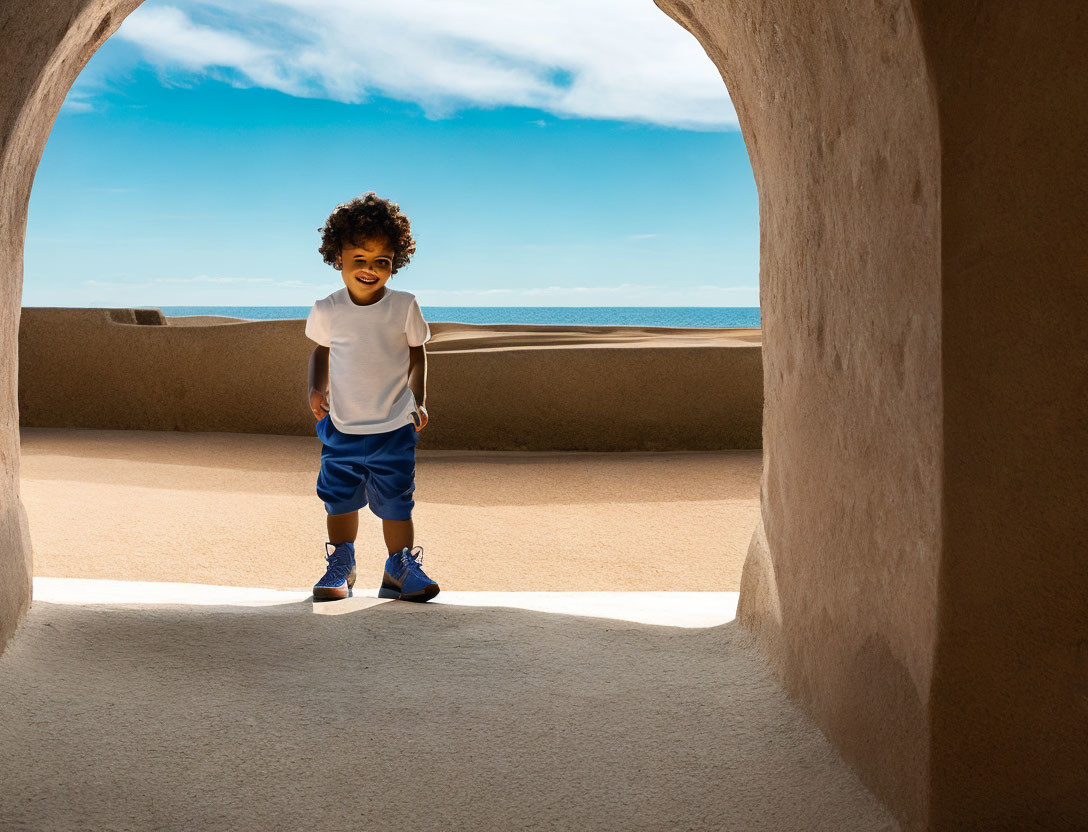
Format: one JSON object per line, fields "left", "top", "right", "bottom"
{"left": 656, "top": 0, "right": 940, "bottom": 825}
{"left": 654, "top": 0, "right": 1087, "bottom": 829}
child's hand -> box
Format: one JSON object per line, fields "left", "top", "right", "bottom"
{"left": 413, "top": 404, "right": 429, "bottom": 432}
{"left": 309, "top": 387, "right": 330, "bottom": 420}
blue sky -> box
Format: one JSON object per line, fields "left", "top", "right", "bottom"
{"left": 24, "top": 0, "right": 758, "bottom": 308}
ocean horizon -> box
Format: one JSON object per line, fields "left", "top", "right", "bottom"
{"left": 152, "top": 306, "right": 761, "bottom": 328}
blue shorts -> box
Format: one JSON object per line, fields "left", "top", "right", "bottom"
{"left": 315, "top": 416, "right": 419, "bottom": 520}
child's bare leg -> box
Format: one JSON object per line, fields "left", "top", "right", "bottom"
{"left": 326, "top": 510, "right": 359, "bottom": 545}
{"left": 382, "top": 518, "right": 414, "bottom": 554}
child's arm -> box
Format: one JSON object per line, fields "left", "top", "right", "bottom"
{"left": 307, "top": 346, "right": 330, "bottom": 420}
{"left": 408, "top": 344, "right": 428, "bottom": 429}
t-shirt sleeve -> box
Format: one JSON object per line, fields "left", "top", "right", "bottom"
{"left": 305, "top": 300, "right": 331, "bottom": 347}
{"left": 404, "top": 297, "right": 431, "bottom": 347}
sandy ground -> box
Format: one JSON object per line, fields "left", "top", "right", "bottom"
{"left": 20, "top": 428, "right": 762, "bottom": 591}
{"left": 4, "top": 430, "right": 900, "bottom": 831}
{"left": 0, "top": 601, "right": 897, "bottom": 832}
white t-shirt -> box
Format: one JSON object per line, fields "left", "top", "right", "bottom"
{"left": 305, "top": 287, "right": 431, "bottom": 434}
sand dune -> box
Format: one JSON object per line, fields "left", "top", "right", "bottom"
{"left": 426, "top": 322, "right": 762, "bottom": 351}
{"left": 166, "top": 314, "right": 763, "bottom": 349}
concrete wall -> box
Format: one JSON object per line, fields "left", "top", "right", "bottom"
{"left": 1, "top": 0, "right": 144, "bottom": 661}
{"left": 654, "top": 0, "right": 1087, "bottom": 829}
{"left": 17, "top": 308, "right": 763, "bottom": 450}
{"left": 913, "top": 4, "right": 1088, "bottom": 829}
{"left": 657, "top": 1, "right": 941, "bottom": 824}
{"left": 2, "top": 1, "right": 1086, "bottom": 830}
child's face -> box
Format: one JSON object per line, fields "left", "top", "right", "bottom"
{"left": 336, "top": 234, "right": 395, "bottom": 305}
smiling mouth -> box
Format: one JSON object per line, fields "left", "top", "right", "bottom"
{"left": 355, "top": 274, "right": 379, "bottom": 285}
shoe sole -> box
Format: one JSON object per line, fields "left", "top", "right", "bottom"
{"left": 377, "top": 583, "right": 440, "bottom": 603}
{"left": 312, "top": 570, "right": 356, "bottom": 602}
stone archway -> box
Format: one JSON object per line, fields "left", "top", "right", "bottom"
{"left": 2, "top": 2, "right": 1085, "bottom": 830}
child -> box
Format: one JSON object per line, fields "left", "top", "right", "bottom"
{"left": 305, "top": 191, "right": 439, "bottom": 603}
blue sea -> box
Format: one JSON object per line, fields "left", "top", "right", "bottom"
{"left": 156, "top": 306, "right": 760, "bottom": 328}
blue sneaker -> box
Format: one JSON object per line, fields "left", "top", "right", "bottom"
{"left": 378, "top": 546, "right": 439, "bottom": 602}
{"left": 313, "top": 541, "right": 356, "bottom": 601}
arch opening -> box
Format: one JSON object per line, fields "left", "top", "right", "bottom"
{"left": 0, "top": 1, "right": 1000, "bottom": 830}
{"left": 17, "top": 0, "right": 765, "bottom": 600}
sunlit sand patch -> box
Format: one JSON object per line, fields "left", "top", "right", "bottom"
{"left": 33, "top": 576, "right": 311, "bottom": 606}
{"left": 33, "top": 578, "right": 738, "bottom": 627}
{"left": 429, "top": 590, "right": 738, "bottom": 627}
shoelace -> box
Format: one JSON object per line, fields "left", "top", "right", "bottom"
{"left": 323, "top": 543, "right": 354, "bottom": 581}
{"left": 324, "top": 553, "right": 351, "bottom": 570}
{"left": 398, "top": 545, "right": 425, "bottom": 570}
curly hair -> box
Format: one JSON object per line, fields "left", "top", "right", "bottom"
{"left": 317, "top": 192, "right": 417, "bottom": 274}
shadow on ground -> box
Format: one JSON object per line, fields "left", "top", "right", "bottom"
{"left": 0, "top": 601, "right": 897, "bottom": 831}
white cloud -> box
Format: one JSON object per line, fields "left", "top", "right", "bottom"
{"left": 31, "top": 278, "right": 756, "bottom": 307}
{"left": 81, "top": 280, "right": 151, "bottom": 289}
{"left": 111, "top": 0, "right": 736, "bottom": 130}
{"left": 83, "top": 275, "right": 313, "bottom": 287}
{"left": 152, "top": 275, "right": 283, "bottom": 284}
{"left": 59, "top": 87, "right": 98, "bottom": 114}
{"left": 46, "top": 274, "right": 326, "bottom": 306}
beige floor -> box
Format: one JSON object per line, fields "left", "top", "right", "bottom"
{"left": 5, "top": 429, "right": 899, "bottom": 831}
{"left": 20, "top": 428, "right": 762, "bottom": 591}
{"left": 0, "top": 600, "right": 897, "bottom": 832}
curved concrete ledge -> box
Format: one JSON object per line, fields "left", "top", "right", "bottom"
{"left": 18, "top": 307, "right": 763, "bottom": 450}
